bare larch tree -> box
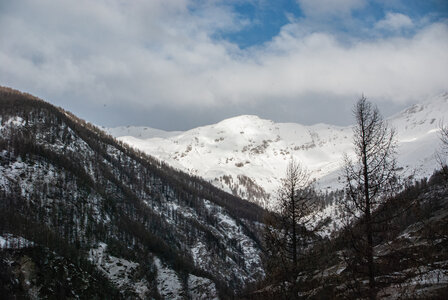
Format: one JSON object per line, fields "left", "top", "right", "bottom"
{"left": 343, "top": 96, "right": 398, "bottom": 300}
{"left": 265, "top": 159, "right": 318, "bottom": 272}
{"left": 263, "top": 158, "right": 320, "bottom": 298}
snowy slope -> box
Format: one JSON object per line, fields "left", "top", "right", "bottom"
{"left": 109, "top": 93, "right": 448, "bottom": 209}
{"left": 319, "top": 93, "right": 448, "bottom": 191}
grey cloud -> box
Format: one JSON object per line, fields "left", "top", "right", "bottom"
{"left": 0, "top": 0, "right": 447, "bottom": 130}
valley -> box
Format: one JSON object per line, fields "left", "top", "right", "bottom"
{"left": 1, "top": 87, "right": 447, "bottom": 299}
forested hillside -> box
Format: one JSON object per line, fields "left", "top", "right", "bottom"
{"left": 0, "top": 87, "right": 267, "bottom": 299}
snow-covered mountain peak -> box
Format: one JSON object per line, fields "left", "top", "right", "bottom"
{"left": 217, "top": 114, "right": 264, "bottom": 125}
{"left": 108, "top": 93, "right": 448, "bottom": 208}
{"left": 194, "top": 115, "right": 275, "bottom": 140}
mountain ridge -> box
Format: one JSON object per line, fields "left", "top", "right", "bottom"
{"left": 108, "top": 92, "right": 448, "bottom": 208}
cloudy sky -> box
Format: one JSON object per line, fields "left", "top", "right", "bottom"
{"left": 1, "top": 0, "right": 447, "bottom": 130}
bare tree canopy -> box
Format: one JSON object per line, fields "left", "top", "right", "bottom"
{"left": 441, "top": 123, "right": 448, "bottom": 148}
{"left": 438, "top": 122, "right": 448, "bottom": 179}
{"left": 344, "top": 96, "right": 398, "bottom": 213}
{"left": 277, "top": 159, "right": 316, "bottom": 271}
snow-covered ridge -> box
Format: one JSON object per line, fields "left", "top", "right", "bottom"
{"left": 103, "top": 125, "right": 182, "bottom": 139}
{"left": 108, "top": 93, "right": 448, "bottom": 208}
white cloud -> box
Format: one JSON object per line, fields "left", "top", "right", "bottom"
{"left": 0, "top": 0, "right": 447, "bottom": 128}
{"left": 375, "top": 12, "right": 414, "bottom": 31}
{"left": 207, "top": 22, "right": 448, "bottom": 105}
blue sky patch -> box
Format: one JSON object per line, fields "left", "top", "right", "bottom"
{"left": 211, "top": 0, "right": 448, "bottom": 48}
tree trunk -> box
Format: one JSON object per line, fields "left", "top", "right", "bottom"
{"left": 361, "top": 114, "right": 376, "bottom": 300}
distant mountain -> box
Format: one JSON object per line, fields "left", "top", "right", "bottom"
{"left": 108, "top": 93, "right": 448, "bottom": 209}
{"left": 0, "top": 87, "right": 266, "bottom": 299}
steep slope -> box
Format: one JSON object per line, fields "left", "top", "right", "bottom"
{"left": 109, "top": 93, "right": 448, "bottom": 209}
{"left": 0, "top": 87, "right": 266, "bottom": 298}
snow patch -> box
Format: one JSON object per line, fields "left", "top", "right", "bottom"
{"left": 88, "top": 243, "right": 149, "bottom": 299}
{"left": 0, "top": 234, "right": 34, "bottom": 249}
{"left": 188, "top": 274, "right": 219, "bottom": 300}
{"left": 153, "top": 257, "right": 185, "bottom": 300}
